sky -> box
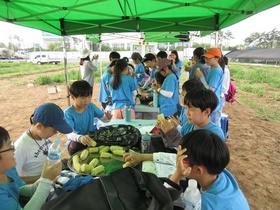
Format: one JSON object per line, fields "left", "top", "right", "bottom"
{"left": 0, "top": 4, "right": 279, "bottom": 48}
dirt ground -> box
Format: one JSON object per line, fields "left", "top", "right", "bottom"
{"left": 0, "top": 71, "right": 279, "bottom": 210}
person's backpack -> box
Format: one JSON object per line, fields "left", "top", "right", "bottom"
{"left": 41, "top": 167, "right": 182, "bottom": 210}
{"left": 225, "top": 78, "right": 239, "bottom": 103}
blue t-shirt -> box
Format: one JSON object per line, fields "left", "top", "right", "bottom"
{"left": 172, "top": 60, "right": 182, "bottom": 78}
{"left": 159, "top": 73, "right": 179, "bottom": 117}
{"left": 0, "top": 168, "right": 25, "bottom": 210}
{"left": 206, "top": 66, "right": 224, "bottom": 110}
{"left": 181, "top": 121, "right": 225, "bottom": 141}
{"left": 135, "top": 63, "right": 146, "bottom": 84}
{"left": 98, "top": 70, "right": 112, "bottom": 103}
{"left": 64, "top": 102, "right": 104, "bottom": 135}
{"left": 110, "top": 75, "right": 138, "bottom": 109}
{"left": 179, "top": 106, "right": 188, "bottom": 125}
{"left": 201, "top": 169, "right": 250, "bottom": 210}
{"left": 150, "top": 67, "right": 156, "bottom": 79}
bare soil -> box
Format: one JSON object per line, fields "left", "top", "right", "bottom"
{"left": 0, "top": 71, "right": 279, "bottom": 210}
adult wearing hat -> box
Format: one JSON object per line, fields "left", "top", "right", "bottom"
{"left": 195, "top": 47, "right": 224, "bottom": 127}
{"left": 79, "top": 48, "right": 98, "bottom": 87}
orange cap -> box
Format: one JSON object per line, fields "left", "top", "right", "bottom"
{"left": 203, "top": 48, "right": 221, "bottom": 58}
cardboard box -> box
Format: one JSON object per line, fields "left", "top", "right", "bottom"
{"left": 47, "top": 85, "right": 61, "bottom": 100}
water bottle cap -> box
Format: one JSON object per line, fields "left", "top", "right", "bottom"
{"left": 188, "top": 179, "right": 197, "bottom": 188}
{"left": 54, "top": 138, "right": 61, "bottom": 144}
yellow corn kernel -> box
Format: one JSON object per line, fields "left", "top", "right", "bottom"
{"left": 89, "top": 147, "right": 99, "bottom": 153}
{"left": 112, "top": 149, "right": 125, "bottom": 156}
{"left": 89, "top": 158, "right": 99, "bottom": 168}
{"left": 100, "top": 152, "right": 112, "bottom": 158}
{"left": 91, "top": 165, "right": 105, "bottom": 176}
{"left": 80, "top": 149, "right": 89, "bottom": 160}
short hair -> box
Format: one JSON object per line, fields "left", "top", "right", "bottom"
{"left": 109, "top": 51, "right": 120, "bottom": 60}
{"left": 184, "top": 87, "right": 218, "bottom": 113}
{"left": 157, "top": 51, "right": 168, "bottom": 59}
{"left": 182, "top": 79, "right": 204, "bottom": 92}
{"left": 0, "top": 126, "right": 10, "bottom": 150}
{"left": 70, "top": 80, "right": 92, "bottom": 98}
{"left": 181, "top": 129, "right": 230, "bottom": 175}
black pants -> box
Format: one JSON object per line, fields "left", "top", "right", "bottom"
{"left": 150, "top": 136, "right": 177, "bottom": 153}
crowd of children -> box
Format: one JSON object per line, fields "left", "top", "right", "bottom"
{"left": 0, "top": 47, "right": 248, "bottom": 210}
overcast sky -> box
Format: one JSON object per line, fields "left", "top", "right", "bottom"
{"left": 0, "top": 4, "right": 279, "bottom": 47}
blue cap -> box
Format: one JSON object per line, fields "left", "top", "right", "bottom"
{"left": 33, "top": 103, "right": 72, "bottom": 134}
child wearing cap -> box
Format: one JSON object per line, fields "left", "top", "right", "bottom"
{"left": 14, "top": 103, "right": 72, "bottom": 184}
{"left": 131, "top": 52, "right": 146, "bottom": 84}
{"left": 65, "top": 80, "right": 112, "bottom": 155}
{"left": 156, "top": 58, "right": 179, "bottom": 117}
{"left": 0, "top": 126, "right": 62, "bottom": 210}
{"left": 196, "top": 47, "right": 224, "bottom": 126}
{"left": 79, "top": 48, "right": 98, "bottom": 87}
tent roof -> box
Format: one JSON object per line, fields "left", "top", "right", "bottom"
{"left": 226, "top": 48, "right": 280, "bottom": 60}
{"left": 1, "top": 1, "right": 279, "bottom": 37}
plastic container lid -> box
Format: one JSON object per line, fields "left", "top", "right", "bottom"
{"left": 188, "top": 179, "right": 197, "bottom": 188}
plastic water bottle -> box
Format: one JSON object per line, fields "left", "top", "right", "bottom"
{"left": 124, "top": 103, "right": 131, "bottom": 122}
{"left": 47, "top": 138, "right": 62, "bottom": 165}
{"left": 141, "top": 132, "right": 151, "bottom": 153}
{"left": 105, "top": 103, "right": 112, "bottom": 114}
{"left": 153, "top": 91, "right": 158, "bottom": 108}
{"left": 183, "top": 179, "right": 201, "bottom": 210}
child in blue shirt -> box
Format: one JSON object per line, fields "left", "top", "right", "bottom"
{"left": 156, "top": 87, "right": 225, "bottom": 152}
{"left": 124, "top": 130, "right": 249, "bottom": 209}
{"left": 131, "top": 52, "right": 146, "bottom": 84}
{"left": 98, "top": 60, "right": 117, "bottom": 110}
{"left": 196, "top": 47, "right": 224, "bottom": 127}
{"left": 65, "top": 80, "right": 111, "bottom": 155}
{"left": 109, "top": 59, "right": 138, "bottom": 119}
{"left": 168, "top": 79, "right": 204, "bottom": 133}
{"left": 169, "top": 50, "right": 182, "bottom": 79}
{"left": 169, "top": 130, "right": 250, "bottom": 210}
{"left": 0, "top": 126, "right": 61, "bottom": 210}
{"left": 156, "top": 58, "right": 179, "bottom": 117}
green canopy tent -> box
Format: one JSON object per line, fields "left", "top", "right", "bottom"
{"left": 1, "top": 0, "right": 279, "bottom": 36}
{"left": 1, "top": 0, "right": 279, "bottom": 104}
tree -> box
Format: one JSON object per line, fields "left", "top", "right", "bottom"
{"left": 48, "top": 42, "right": 61, "bottom": 51}
{"left": 244, "top": 29, "right": 280, "bottom": 48}
{"left": 0, "top": 42, "right": 6, "bottom": 48}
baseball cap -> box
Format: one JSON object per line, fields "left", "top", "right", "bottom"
{"left": 158, "top": 58, "right": 171, "bottom": 70}
{"left": 79, "top": 48, "right": 91, "bottom": 59}
{"left": 33, "top": 103, "right": 72, "bottom": 134}
{"left": 142, "top": 53, "right": 156, "bottom": 62}
{"left": 203, "top": 48, "right": 221, "bottom": 58}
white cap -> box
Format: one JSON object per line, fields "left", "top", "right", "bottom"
{"left": 79, "top": 48, "right": 91, "bottom": 58}
{"left": 188, "top": 179, "right": 197, "bottom": 188}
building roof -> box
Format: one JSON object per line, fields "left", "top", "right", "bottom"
{"left": 225, "top": 48, "right": 280, "bottom": 60}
